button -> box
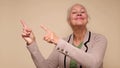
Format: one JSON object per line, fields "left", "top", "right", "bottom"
{"left": 61, "top": 49, "right": 64, "bottom": 51}
{"left": 57, "top": 47, "right": 60, "bottom": 50}
{"left": 65, "top": 51, "right": 68, "bottom": 55}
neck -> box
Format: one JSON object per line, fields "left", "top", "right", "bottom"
{"left": 73, "top": 26, "right": 87, "bottom": 43}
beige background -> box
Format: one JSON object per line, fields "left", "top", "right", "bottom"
{"left": 0, "top": 0, "right": 120, "bottom": 68}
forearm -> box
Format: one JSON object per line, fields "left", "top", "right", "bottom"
{"left": 26, "top": 41, "right": 59, "bottom": 68}
{"left": 56, "top": 39, "right": 107, "bottom": 68}
{"left": 27, "top": 42, "right": 49, "bottom": 68}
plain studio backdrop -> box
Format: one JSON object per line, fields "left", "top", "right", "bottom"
{"left": 0, "top": 0, "right": 120, "bottom": 68}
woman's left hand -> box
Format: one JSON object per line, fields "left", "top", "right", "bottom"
{"left": 40, "top": 25, "right": 59, "bottom": 45}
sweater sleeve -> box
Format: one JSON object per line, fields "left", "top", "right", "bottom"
{"left": 27, "top": 42, "right": 59, "bottom": 68}
{"left": 55, "top": 35, "right": 107, "bottom": 68}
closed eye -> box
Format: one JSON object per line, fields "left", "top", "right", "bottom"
{"left": 81, "top": 11, "right": 85, "bottom": 13}
{"left": 72, "top": 12, "right": 77, "bottom": 14}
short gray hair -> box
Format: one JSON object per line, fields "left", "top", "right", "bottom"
{"left": 67, "top": 3, "right": 87, "bottom": 22}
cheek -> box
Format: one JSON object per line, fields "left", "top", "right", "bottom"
{"left": 83, "top": 13, "right": 88, "bottom": 19}
{"left": 69, "top": 15, "right": 76, "bottom": 24}
{"left": 68, "top": 15, "right": 75, "bottom": 25}
{"left": 70, "top": 14, "right": 76, "bottom": 19}
{"left": 82, "top": 14, "right": 88, "bottom": 21}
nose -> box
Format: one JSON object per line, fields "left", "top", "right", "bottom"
{"left": 77, "top": 13, "right": 82, "bottom": 16}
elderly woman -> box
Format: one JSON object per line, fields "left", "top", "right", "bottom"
{"left": 21, "top": 4, "right": 107, "bottom": 68}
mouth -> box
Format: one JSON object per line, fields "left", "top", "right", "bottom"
{"left": 74, "top": 17, "right": 84, "bottom": 20}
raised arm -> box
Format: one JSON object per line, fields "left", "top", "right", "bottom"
{"left": 20, "top": 20, "right": 59, "bottom": 68}
{"left": 39, "top": 24, "right": 107, "bottom": 68}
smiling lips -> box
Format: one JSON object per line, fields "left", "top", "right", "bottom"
{"left": 74, "top": 17, "right": 84, "bottom": 20}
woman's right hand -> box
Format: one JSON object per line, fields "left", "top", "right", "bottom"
{"left": 20, "top": 20, "right": 35, "bottom": 45}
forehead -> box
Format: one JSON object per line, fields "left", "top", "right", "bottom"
{"left": 71, "top": 4, "right": 86, "bottom": 11}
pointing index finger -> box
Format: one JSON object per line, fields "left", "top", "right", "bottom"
{"left": 40, "top": 25, "right": 50, "bottom": 32}
{"left": 20, "top": 20, "right": 27, "bottom": 28}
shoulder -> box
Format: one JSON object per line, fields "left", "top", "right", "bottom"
{"left": 91, "top": 32, "right": 107, "bottom": 43}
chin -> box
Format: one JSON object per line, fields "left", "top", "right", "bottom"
{"left": 75, "top": 21, "right": 84, "bottom": 25}
{"left": 70, "top": 21, "right": 87, "bottom": 27}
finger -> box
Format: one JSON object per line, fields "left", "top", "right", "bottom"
{"left": 20, "top": 20, "right": 28, "bottom": 28}
{"left": 21, "top": 33, "right": 29, "bottom": 37}
{"left": 40, "top": 25, "right": 50, "bottom": 33}
{"left": 45, "top": 38, "right": 53, "bottom": 43}
{"left": 23, "top": 29, "right": 31, "bottom": 35}
{"left": 22, "top": 29, "right": 26, "bottom": 35}
{"left": 22, "top": 26, "right": 31, "bottom": 32}
{"left": 26, "top": 28, "right": 32, "bottom": 32}
{"left": 43, "top": 35, "right": 49, "bottom": 40}
{"left": 50, "top": 33, "right": 54, "bottom": 40}
{"left": 21, "top": 32, "right": 26, "bottom": 36}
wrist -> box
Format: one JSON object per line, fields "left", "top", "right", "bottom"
{"left": 53, "top": 38, "right": 59, "bottom": 45}
{"left": 26, "top": 40, "right": 35, "bottom": 46}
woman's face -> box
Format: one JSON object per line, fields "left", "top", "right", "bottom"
{"left": 68, "top": 4, "right": 88, "bottom": 27}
